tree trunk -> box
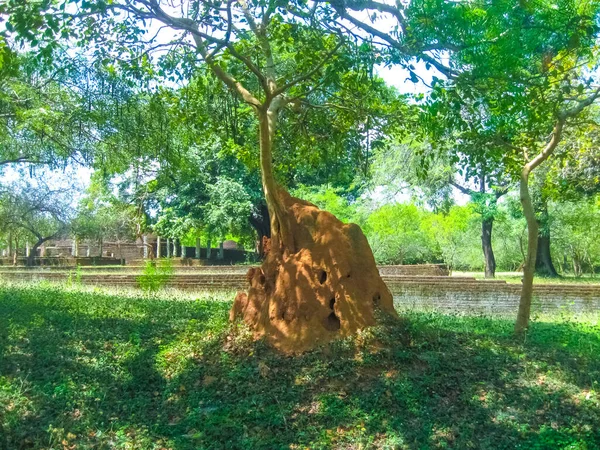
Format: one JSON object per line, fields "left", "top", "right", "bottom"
{"left": 28, "top": 239, "right": 45, "bottom": 267}
{"left": 481, "top": 217, "right": 496, "bottom": 278}
{"left": 258, "top": 104, "right": 293, "bottom": 253}
{"left": 249, "top": 202, "right": 271, "bottom": 258}
{"left": 535, "top": 233, "right": 559, "bottom": 277}
{"left": 515, "top": 169, "right": 538, "bottom": 336}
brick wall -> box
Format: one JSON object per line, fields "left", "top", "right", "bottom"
{"left": 2, "top": 269, "right": 599, "bottom": 315}
{"left": 378, "top": 264, "right": 450, "bottom": 276}
{"left": 389, "top": 279, "right": 600, "bottom": 315}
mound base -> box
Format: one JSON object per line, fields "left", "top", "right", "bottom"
{"left": 230, "top": 191, "right": 397, "bottom": 354}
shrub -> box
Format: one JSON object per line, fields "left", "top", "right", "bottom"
{"left": 136, "top": 259, "right": 174, "bottom": 293}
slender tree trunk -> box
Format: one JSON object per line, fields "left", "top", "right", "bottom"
{"left": 515, "top": 169, "right": 539, "bottom": 335}
{"left": 535, "top": 233, "right": 559, "bottom": 277}
{"left": 258, "top": 103, "right": 293, "bottom": 253}
{"left": 14, "top": 236, "right": 19, "bottom": 265}
{"left": 481, "top": 217, "right": 496, "bottom": 278}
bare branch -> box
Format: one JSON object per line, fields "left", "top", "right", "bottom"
{"left": 449, "top": 180, "right": 474, "bottom": 196}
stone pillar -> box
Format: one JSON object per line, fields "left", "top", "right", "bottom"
{"left": 217, "top": 241, "right": 224, "bottom": 260}
{"left": 40, "top": 244, "right": 46, "bottom": 258}
{"left": 156, "top": 236, "right": 161, "bottom": 258}
{"left": 180, "top": 241, "right": 186, "bottom": 259}
{"left": 195, "top": 238, "right": 201, "bottom": 259}
{"left": 166, "top": 238, "right": 171, "bottom": 257}
{"left": 86, "top": 243, "right": 91, "bottom": 257}
{"left": 207, "top": 239, "right": 212, "bottom": 259}
{"left": 173, "top": 238, "right": 179, "bottom": 258}
{"left": 72, "top": 239, "right": 79, "bottom": 258}
{"left": 143, "top": 235, "right": 149, "bottom": 259}
{"left": 26, "top": 241, "right": 30, "bottom": 257}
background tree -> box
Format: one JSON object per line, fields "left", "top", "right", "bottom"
{"left": 0, "top": 179, "right": 75, "bottom": 266}
{"left": 357, "top": 0, "right": 600, "bottom": 332}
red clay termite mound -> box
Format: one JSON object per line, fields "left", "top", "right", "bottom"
{"left": 230, "top": 191, "right": 397, "bottom": 354}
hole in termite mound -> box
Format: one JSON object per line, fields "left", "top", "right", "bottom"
{"left": 324, "top": 312, "right": 341, "bottom": 331}
{"left": 318, "top": 270, "right": 327, "bottom": 285}
{"left": 373, "top": 292, "right": 381, "bottom": 307}
{"left": 329, "top": 297, "right": 336, "bottom": 309}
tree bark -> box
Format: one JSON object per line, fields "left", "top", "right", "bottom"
{"left": 515, "top": 169, "right": 538, "bottom": 335}
{"left": 28, "top": 238, "right": 51, "bottom": 267}
{"left": 481, "top": 217, "right": 496, "bottom": 278}
{"left": 257, "top": 102, "right": 293, "bottom": 254}
{"left": 249, "top": 202, "right": 271, "bottom": 257}
{"left": 535, "top": 233, "right": 559, "bottom": 277}
{"left": 514, "top": 116, "right": 571, "bottom": 335}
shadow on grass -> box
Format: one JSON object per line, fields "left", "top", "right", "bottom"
{"left": 1, "top": 284, "right": 599, "bottom": 449}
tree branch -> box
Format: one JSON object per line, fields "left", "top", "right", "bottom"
{"left": 273, "top": 41, "right": 345, "bottom": 98}
{"left": 449, "top": 180, "right": 474, "bottom": 196}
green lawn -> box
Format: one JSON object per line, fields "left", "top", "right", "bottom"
{"left": 1, "top": 283, "right": 599, "bottom": 449}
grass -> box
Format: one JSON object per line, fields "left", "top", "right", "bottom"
{"left": 1, "top": 283, "right": 600, "bottom": 449}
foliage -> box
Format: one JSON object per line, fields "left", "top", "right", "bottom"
{"left": 0, "top": 175, "right": 76, "bottom": 259}
{"left": 136, "top": 259, "right": 174, "bottom": 293}
{"left": 291, "top": 185, "right": 360, "bottom": 224}
{"left": 65, "top": 264, "right": 83, "bottom": 287}
{"left": 74, "top": 185, "right": 140, "bottom": 250}
{"left": 202, "top": 178, "right": 254, "bottom": 241}
{"left": 1, "top": 283, "right": 599, "bottom": 449}
{"left": 429, "top": 205, "right": 480, "bottom": 271}
{"left": 550, "top": 110, "right": 600, "bottom": 199}
{"left": 364, "top": 203, "right": 439, "bottom": 265}
{"left": 0, "top": 51, "right": 108, "bottom": 168}
{"left": 551, "top": 198, "right": 600, "bottom": 276}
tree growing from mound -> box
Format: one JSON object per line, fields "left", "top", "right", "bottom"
{"left": 5, "top": 0, "right": 408, "bottom": 351}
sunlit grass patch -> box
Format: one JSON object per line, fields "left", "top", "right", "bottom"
{"left": 1, "top": 282, "right": 599, "bottom": 449}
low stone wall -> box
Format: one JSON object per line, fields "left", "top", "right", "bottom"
{"left": 391, "top": 280, "right": 600, "bottom": 315}
{"left": 0, "top": 257, "right": 122, "bottom": 267}
{"left": 0, "top": 272, "right": 248, "bottom": 290}
{"left": 3, "top": 270, "right": 600, "bottom": 315}
{"left": 129, "top": 249, "right": 259, "bottom": 266}
{"left": 378, "top": 264, "right": 450, "bottom": 276}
